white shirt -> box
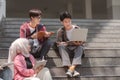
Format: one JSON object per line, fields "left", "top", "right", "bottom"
{"left": 29, "top": 26, "right": 39, "bottom": 46}
{"left": 66, "top": 25, "right": 75, "bottom": 40}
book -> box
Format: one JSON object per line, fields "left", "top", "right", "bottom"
{"left": 33, "top": 60, "right": 47, "bottom": 69}
{"left": 37, "top": 31, "right": 54, "bottom": 39}
{"left": 1, "top": 62, "right": 13, "bottom": 68}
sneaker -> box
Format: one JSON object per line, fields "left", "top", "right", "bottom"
{"left": 73, "top": 70, "right": 80, "bottom": 77}
{"left": 66, "top": 70, "right": 73, "bottom": 77}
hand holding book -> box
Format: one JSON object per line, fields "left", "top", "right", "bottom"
{"left": 33, "top": 60, "right": 47, "bottom": 70}
{"left": 37, "top": 31, "right": 54, "bottom": 39}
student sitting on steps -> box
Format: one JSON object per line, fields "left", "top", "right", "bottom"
{"left": 20, "top": 9, "right": 53, "bottom": 60}
{"left": 8, "top": 38, "right": 52, "bottom": 80}
{"left": 56, "top": 11, "right": 84, "bottom": 77}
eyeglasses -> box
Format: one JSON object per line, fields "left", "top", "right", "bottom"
{"left": 35, "top": 16, "right": 41, "bottom": 19}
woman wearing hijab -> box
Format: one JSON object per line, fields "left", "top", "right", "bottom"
{"left": 8, "top": 38, "right": 52, "bottom": 80}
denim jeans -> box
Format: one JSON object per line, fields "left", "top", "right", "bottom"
{"left": 58, "top": 45, "right": 84, "bottom": 66}
{"left": 30, "top": 39, "right": 53, "bottom": 59}
{"left": 0, "top": 67, "right": 12, "bottom": 80}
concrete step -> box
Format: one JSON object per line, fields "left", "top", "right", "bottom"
{"left": 2, "top": 18, "right": 120, "bottom": 80}
{"left": 52, "top": 77, "right": 120, "bottom": 80}
{"left": 49, "top": 49, "right": 120, "bottom": 58}
{"left": 1, "top": 48, "right": 120, "bottom": 67}
{"left": 47, "top": 58, "right": 120, "bottom": 67}
{"left": 0, "top": 59, "right": 8, "bottom": 63}
{"left": 1, "top": 37, "right": 120, "bottom": 43}
{"left": 1, "top": 33, "right": 120, "bottom": 39}
{"left": 3, "top": 21, "right": 120, "bottom": 30}
{"left": 2, "top": 28, "right": 120, "bottom": 34}
{"left": 85, "top": 43, "right": 120, "bottom": 48}
{"left": 1, "top": 57, "right": 120, "bottom": 68}
{"left": 1, "top": 48, "right": 120, "bottom": 58}
{"left": 1, "top": 42, "right": 120, "bottom": 48}
{"left": 4, "top": 24, "right": 120, "bottom": 30}
{"left": 50, "top": 67, "right": 120, "bottom": 76}
{"left": 4, "top": 18, "right": 120, "bottom": 26}
{"left": 88, "top": 33, "right": 120, "bottom": 38}
{"left": 86, "top": 38, "right": 120, "bottom": 42}
{"left": 1, "top": 58, "right": 120, "bottom": 80}
{"left": 0, "top": 36, "right": 120, "bottom": 43}
{"left": 5, "top": 18, "right": 120, "bottom": 22}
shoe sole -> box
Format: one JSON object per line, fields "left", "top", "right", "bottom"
{"left": 73, "top": 74, "right": 80, "bottom": 77}
{"left": 66, "top": 74, "right": 72, "bottom": 77}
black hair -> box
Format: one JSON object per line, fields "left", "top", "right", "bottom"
{"left": 60, "top": 11, "right": 71, "bottom": 21}
{"left": 29, "top": 9, "right": 42, "bottom": 18}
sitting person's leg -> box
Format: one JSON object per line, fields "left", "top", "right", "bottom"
{"left": 37, "top": 67, "right": 52, "bottom": 80}
{"left": 70, "top": 46, "right": 84, "bottom": 77}
{"left": 58, "top": 45, "right": 71, "bottom": 66}
{"left": 38, "top": 39, "right": 52, "bottom": 59}
{"left": 58, "top": 45, "right": 75, "bottom": 77}
{"left": 65, "top": 46, "right": 83, "bottom": 77}
{"left": 0, "top": 67, "right": 12, "bottom": 80}
{"left": 72, "top": 46, "right": 83, "bottom": 65}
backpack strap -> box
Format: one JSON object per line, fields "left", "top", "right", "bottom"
{"left": 27, "top": 24, "right": 44, "bottom": 38}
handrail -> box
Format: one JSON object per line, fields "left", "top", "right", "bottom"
{"left": 0, "top": 0, "right": 6, "bottom": 22}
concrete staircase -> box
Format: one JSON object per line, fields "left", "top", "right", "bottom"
{"left": 0, "top": 18, "right": 120, "bottom": 80}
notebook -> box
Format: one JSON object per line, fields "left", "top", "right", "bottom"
{"left": 33, "top": 60, "right": 47, "bottom": 69}
{"left": 69, "top": 28, "right": 88, "bottom": 41}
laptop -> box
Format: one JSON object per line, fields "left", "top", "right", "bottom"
{"left": 69, "top": 28, "right": 88, "bottom": 41}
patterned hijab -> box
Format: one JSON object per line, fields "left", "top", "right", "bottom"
{"left": 8, "top": 38, "right": 30, "bottom": 63}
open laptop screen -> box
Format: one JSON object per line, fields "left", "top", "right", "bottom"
{"left": 69, "top": 28, "right": 88, "bottom": 41}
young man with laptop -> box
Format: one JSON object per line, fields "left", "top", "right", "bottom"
{"left": 56, "top": 11, "right": 87, "bottom": 77}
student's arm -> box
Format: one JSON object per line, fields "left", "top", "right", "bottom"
{"left": 14, "top": 55, "right": 35, "bottom": 77}
{"left": 56, "top": 28, "right": 63, "bottom": 42}
{"left": 20, "top": 25, "right": 36, "bottom": 39}
{"left": 56, "top": 28, "right": 69, "bottom": 46}
{"left": 72, "top": 41, "right": 85, "bottom": 46}
{"left": 20, "top": 25, "right": 26, "bottom": 38}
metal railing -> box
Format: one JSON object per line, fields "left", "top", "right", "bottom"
{"left": 0, "top": 0, "right": 6, "bottom": 22}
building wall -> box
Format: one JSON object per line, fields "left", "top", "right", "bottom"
{"left": 92, "top": 0, "right": 108, "bottom": 19}
{"left": 6, "top": 0, "right": 114, "bottom": 19}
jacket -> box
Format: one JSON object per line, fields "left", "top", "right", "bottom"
{"left": 14, "top": 54, "right": 35, "bottom": 80}
{"left": 20, "top": 22, "right": 47, "bottom": 43}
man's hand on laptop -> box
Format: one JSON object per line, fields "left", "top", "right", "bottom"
{"left": 73, "top": 41, "right": 84, "bottom": 46}
{"left": 57, "top": 42, "right": 68, "bottom": 46}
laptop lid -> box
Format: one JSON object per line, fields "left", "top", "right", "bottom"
{"left": 70, "top": 28, "right": 88, "bottom": 41}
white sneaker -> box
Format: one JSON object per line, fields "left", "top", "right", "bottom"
{"left": 66, "top": 70, "right": 73, "bottom": 77}
{"left": 73, "top": 70, "right": 80, "bottom": 77}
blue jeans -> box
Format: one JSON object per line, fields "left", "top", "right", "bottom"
{"left": 30, "top": 39, "right": 53, "bottom": 59}
{"left": 0, "top": 67, "right": 12, "bottom": 80}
